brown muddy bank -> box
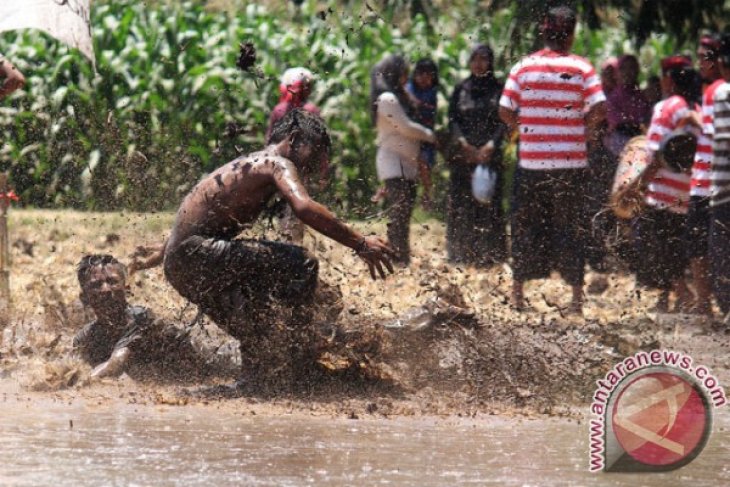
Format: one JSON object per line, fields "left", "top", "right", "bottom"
{"left": 1, "top": 210, "right": 728, "bottom": 418}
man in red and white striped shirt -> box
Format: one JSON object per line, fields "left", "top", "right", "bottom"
{"left": 633, "top": 55, "right": 700, "bottom": 312}
{"left": 499, "top": 6, "right": 606, "bottom": 314}
{"left": 687, "top": 34, "right": 723, "bottom": 315}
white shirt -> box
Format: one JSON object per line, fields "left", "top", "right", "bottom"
{"left": 375, "top": 92, "right": 435, "bottom": 181}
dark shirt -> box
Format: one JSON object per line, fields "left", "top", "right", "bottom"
{"left": 73, "top": 306, "right": 207, "bottom": 381}
{"left": 448, "top": 75, "right": 505, "bottom": 148}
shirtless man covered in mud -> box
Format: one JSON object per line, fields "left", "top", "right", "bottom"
{"left": 131, "top": 109, "right": 394, "bottom": 380}
{"left": 74, "top": 254, "right": 219, "bottom": 382}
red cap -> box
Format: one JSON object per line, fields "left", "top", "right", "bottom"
{"left": 700, "top": 35, "right": 721, "bottom": 53}
{"left": 660, "top": 55, "right": 692, "bottom": 73}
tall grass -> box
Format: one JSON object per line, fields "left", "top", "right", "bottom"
{"left": 0, "top": 0, "right": 680, "bottom": 213}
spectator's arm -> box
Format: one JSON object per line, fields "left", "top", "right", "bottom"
{"left": 378, "top": 94, "right": 435, "bottom": 143}
{"left": 499, "top": 106, "right": 519, "bottom": 135}
{"left": 586, "top": 101, "right": 607, "bottom": 146}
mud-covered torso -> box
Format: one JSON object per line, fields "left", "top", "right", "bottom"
{"left": 166, "top": 153, "right": 288, "bottom": 250}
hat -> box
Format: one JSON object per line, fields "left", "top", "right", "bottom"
{"left": 280, "top": 67, "right": 314, "bottom": 93}
{"left": 660, "top": 55, "right": 692, "bottom": 73}
{"left": 700, "top": 35, "right": 721, "bottom": 55}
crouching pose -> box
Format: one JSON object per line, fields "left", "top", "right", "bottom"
{"left": 131, "top": 109, "right": 394, "bottom": 381}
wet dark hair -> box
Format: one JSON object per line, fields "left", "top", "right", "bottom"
{"left": 542, "top": 6, "right": 577, "bottom": 45}
{"left": 411, "top": 58, "right": 439, "bottom": 88}
{"left": 77, "top": 254, "right": 126, "bottom": 286}
{"left": 370, "top": 54, "right": 414, "bottom": 124}
{"left": 268, "top": 108, "right": 331, "bottom": 157}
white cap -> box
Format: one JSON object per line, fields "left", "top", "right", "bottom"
{"left": 281, "top": 67, "right": 314, "bottom": 87}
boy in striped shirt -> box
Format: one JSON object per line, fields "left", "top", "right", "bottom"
{"left": 499, "top": 6, "right": 606, "bottom": 314}
{"left": 709, "top": 34, "right": 730, "bottom": 316}
{"left": 634, "top": 56, "right": 699, "bottom": 312}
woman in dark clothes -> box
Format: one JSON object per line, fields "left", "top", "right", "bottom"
{"left": 446, "top": 44, "right": 507, "bottom": 266}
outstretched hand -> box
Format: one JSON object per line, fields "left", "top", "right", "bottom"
{"left": 355, "top": 236, "right": 396, "bottom": 280}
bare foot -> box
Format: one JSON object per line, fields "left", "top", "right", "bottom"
{"left": 371, "top": 186, "right": 387, "bottom": 203}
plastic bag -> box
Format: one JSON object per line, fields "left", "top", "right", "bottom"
{"left": 471, "top": 164, "right": 497, "bottom": 204}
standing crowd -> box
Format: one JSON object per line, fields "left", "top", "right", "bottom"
{"left": 350, "top": 6, "right": 730, "bottom": 318}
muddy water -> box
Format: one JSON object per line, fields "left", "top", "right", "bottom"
{"left": 1, "top": 381, "right": 728, "bottom": 486}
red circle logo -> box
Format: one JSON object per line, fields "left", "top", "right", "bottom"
{"left": 612, "top": 371, "right": 710, "bottom": 467}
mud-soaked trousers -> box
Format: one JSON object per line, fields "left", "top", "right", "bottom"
{"left": 164, "top": 235, "right": 319, "bottom": 341}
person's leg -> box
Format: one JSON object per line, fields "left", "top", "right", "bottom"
{"left": 553, "top": 170, "right": 588, "bottom": 313}
{"left": 385, "top": 178, "right": 416, "bottom": 265}
{"left": 448, "top": 165, "right": 480, "bottom": 264}
{"left": 686, "top": 197, "right": 713, "bottom": 314}
{"left": 509, "top": 169, "right": 550, "bottom": 309}
{"left": 710, "top": 203, "right": 730, "bottom": 315}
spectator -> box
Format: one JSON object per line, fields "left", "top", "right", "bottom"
{"left": 266, "top": 67, "right": 320, "bottom": 140}
{"left": 633, "top": 55, "right": 699, "bottom": 312}
{"left": 371, "top": 54, "right": 436, "bottom": 265}
{"left": 686, "top": 34, "right": 723, "bottom": 315}
{"left": 446, "top": 43, "right": 507, "bottom": 266}
{"left": 643, "top": 74, "right": 663, "bottom": 108}
{"left": 708, "top": 34, "right": 730, "bottom": 316}
{"left": 266, "top": 67, "right": 325, "bottom": 244}
{"left": 604, "top": 55, "right": 652, "bottom": 158}
{"left": 407, "top": 58, "right": 440, "bottom": 208}
{"left": 600, "top": 57, "right": 619, "bottom": 97}
{"left": 499, "top": 6, "right": 606, "bottom": 314}
{"left": 583, "top": 55, "right": 652, "bottom": 289}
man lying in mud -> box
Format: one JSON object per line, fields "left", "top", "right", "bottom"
{"left": 130, "top": 109, "right": 395, "bottom": 385}
{"left": 74, "top": 254, "right": 221, "bottom": 382}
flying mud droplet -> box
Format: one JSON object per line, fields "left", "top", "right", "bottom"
{"left": 236, "top": 42, "right": 257, "bottom": 72}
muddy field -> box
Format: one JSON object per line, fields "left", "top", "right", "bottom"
{"left": 1, "top": 209, "right": 728, "bottom": 418}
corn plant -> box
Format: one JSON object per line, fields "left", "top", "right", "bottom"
{"left": 0, "top": 0, "right": 681, "bottom": 214}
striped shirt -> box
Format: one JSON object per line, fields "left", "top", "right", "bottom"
{"left": 499, "top": 49, "right": 605, "bottom": 170}
{"left": 711, "top": 81, "right": 730, "bottom": 207}
{"left": 645, "top": 96, "right": 694, "bottom": 214}
{"left": 690, "top": 79, "right": 725, "bottom": 198}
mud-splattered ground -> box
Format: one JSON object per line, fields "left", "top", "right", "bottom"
{"left": 1, "top": 209, "right": 728, "bottom": 419}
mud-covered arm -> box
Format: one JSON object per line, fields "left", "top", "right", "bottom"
{"left": 128, "top": 239, "right": 167, "bottom": 274}
{"left": 273, "top": 160, "right": 395, "bottom": 279}
{"left": 90, "top": 347, "right": 131, "bottom": 379}
{"left": 0, "top": 58, "right": 25, "bottom": 99}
